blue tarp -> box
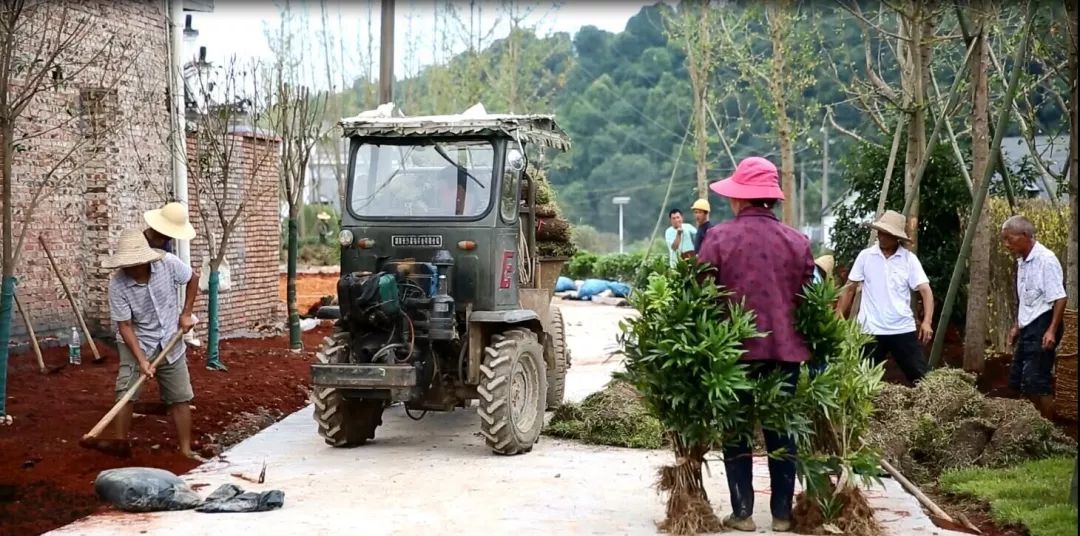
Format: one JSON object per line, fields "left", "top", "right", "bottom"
{"left": 576, "top": 279, "right": 609, "bottom": 300}
{"left": 555, "top": 276, "right": 576, "bottom": 292}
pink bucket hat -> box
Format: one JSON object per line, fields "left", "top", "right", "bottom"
{"left": 709, "top": 157, "right": 785, "bottom": 201}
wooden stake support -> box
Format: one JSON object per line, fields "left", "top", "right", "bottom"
{"left": 38, "top": 236, "right": 102, "bottom": 363}
{"left": 880, "top": 459, "right": 981, "bottom": 534}
{"left": 13, "top": 292, "right": 46, "bottom": 374}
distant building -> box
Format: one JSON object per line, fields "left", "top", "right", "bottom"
{"left": 304, "top": 137, "right": 349, "bottom": 212}
{"left": 997, "top": 135, "right": 1068, "bottom": 199}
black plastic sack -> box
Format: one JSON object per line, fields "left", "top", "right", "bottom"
{"left": 94, "top": 468, "right": 201, "bottom": 512}
{"left": 195, "top": 483, "right": 285, "bottom": 513}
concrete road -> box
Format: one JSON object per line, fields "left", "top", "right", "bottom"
{"left": 50, "top": 301, "right": 963, "bottom": 536}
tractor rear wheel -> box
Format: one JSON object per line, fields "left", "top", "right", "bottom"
{"left": 477, "top": 328, "right": 546, "bottom": 455}
{"left": 311, "top": 331, "right": 386, "bottom": 447}
{"left": 545, "top": 306, "right": 569, "bottom": 410}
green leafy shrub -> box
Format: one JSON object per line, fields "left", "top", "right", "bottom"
{"left": 593, "top": 252, "right": 643, "bottom": 282}
{"left": 565, "top": 251, "right": 599, "bottom": 280}
{"left": 616, "top": 259, "right": 771, "bottom": 533}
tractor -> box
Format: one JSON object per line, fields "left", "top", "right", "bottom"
{"left": 310, "top": 104, "right": 572, "bottom": 455}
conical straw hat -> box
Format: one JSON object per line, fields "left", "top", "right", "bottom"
{"left": 144, "top": 202, "right": 196, "bottom": 241}
{"left": 102, "top": 229, "right": 165, "bottom": 269}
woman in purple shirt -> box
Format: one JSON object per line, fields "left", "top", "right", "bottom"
{"left": 697, "top": 157, "right": 815, "bottom": 532}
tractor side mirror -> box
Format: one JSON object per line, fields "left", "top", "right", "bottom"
{"left": 506, "top": 148, "right": 525, "bottom": 173}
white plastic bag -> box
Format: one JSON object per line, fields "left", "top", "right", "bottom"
{"left": 199, "top": 258, "right": 232, "bottom": 292}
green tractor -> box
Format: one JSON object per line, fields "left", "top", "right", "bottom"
{"left": 310, "top": 105, "right": 572, "bottom": 455}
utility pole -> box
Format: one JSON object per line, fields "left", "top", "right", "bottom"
{"left": 820, "top": 125, "right": 829, "bottom": 218}
{"left": 613, "top": 196, "right": 631, "bottom": 254}
{"left": 379, "top": 0, "right": 395, "bottom": 105}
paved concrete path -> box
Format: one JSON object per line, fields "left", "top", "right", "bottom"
{"left": 50, "top": 301, "right": 964, "bottom": 536}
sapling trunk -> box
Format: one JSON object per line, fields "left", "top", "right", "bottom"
{"left": 287, "top": 218, "right": 300, "bottom": 349}
{"left": 929, "top": 3, "right": 1034, "bottom": 368}
{"left": 0, "top": 276, "right": 15, "bottom": 416}
{"left": 206, "top": 270, "right": 226, "bottom": 371}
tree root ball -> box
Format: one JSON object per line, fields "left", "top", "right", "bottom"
{"left": 793, "top": 486, "right": 883, "bottom": 536}
{"left": 656, "top": 465, "right": 723, "bottom": 535}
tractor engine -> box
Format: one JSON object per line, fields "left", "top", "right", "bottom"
{"left": 335, "top": 252, "right": 460, "bottom": 390}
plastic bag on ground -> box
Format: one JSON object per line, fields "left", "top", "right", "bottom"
{"left": 195, "top": 483, "right": 285, "bottom": 513}
{"left": 555, "top": 276, "right": 576, "bottom": 292}
{"left": 94, "top": 467, "right": 201, "bottom": 512}
{"left": 607, "top": 282, "right": 632, "bottom": 298}
{"left": 576, "top": 279, "right": 610, "bottom": 301}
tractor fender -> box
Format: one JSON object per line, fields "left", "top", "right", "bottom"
{"left": 466, "top": 309, "right": 546, "bottom": 385}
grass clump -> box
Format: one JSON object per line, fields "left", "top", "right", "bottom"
{"left": 940, "top": 457, "right": 1078, "bottom": 536}
{"left": 545, "top": 380, "right": 665, "bottom": 449}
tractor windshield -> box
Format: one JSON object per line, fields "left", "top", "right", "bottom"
{"left": 349, "top": 140, "right": 495, "bottom": 219}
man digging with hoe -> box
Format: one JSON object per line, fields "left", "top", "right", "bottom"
{"left": 79, "top": 229, "right": 202, "bottom": 461}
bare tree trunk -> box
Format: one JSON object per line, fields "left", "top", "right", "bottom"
{"left": 964, "top": 10, "right": 992, "bottom": 372}
{"left": 900, "top": 2, "right": 933, "bottom": 251}
{"left": 687, "top": 6, "right": 711, "bottom": 199}
{"left": 768, "top": 3, "right": 797, "bottom": 225}
{"left": 1067, "top": 0, "right": 1078, "bottom": 310}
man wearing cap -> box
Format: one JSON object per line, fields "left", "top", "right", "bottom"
{"left": 81, "top": 230, "right": 201, "bottom": 460}
{"left": 1000, "top": 215, "right": 1067, "bottom": 419}
{"left": 837, "top": 210, "right": 934, "bottom": 384}
{"left": 697, "top": 156, "right": 814, "bottom": 532}
{"left": 665, "top": 208, "right": 697, "bottom": 267}
{"left": 690, "top": 199, "right": 712, "bottom": 253}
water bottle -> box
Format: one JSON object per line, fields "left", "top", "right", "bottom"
{"left": 68, "top": 327, "right": 81, "bottom": 365}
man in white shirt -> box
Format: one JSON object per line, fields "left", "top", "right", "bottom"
{"left": 1001, "top": 216, "right": 1067, "bottom": 419}
{"left": 664, "top": 208, "right": 697, "bottom": 267}
{"left": 837, "top": 210, "right": 935, "bottom": 383}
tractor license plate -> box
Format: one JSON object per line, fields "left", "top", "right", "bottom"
{"left": 391, "top": 235, "right": 443, "bottom": 248}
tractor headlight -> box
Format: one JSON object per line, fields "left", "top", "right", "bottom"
{"left": 338, "top": 229, "right": 354, "bottom": 247}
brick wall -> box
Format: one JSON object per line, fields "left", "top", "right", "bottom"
{"left": 5, "top": 1, "right": 173, "bottom": 347}
{"left": 4, "top": 2, "right": 282, "bottom": 350}
{"left": 186, "top": 130, "right": 282, "bottom": 340}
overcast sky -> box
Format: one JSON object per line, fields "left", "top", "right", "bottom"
{"left": 182, "top": 1, "right": 659, "bottom": 90}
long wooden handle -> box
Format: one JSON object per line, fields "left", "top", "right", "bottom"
{"left": 13, "top": 292, "right": 46, "bottom": 374}
{"left": 39, "top": 236, "right": 101, "bottom": 362}
{"left": 880, "top": 459, "right": 961, "bottom": 527}
{"left": 83, "top": 331, "right": 185, "bottom": 440}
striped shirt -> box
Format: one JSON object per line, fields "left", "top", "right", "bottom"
{"left": 109, "top": 252, "right": 192, "bottom": 364}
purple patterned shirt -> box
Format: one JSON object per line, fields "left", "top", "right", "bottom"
{"left": 697, "top": 206, "right": 815, "bottom": 363}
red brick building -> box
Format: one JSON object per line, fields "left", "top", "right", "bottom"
{"left": 5, "top": 1, "right": 280, "bottom": 350}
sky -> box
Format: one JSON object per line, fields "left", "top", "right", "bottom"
{"left": 182, "top": 1, "right": 658, "bottom": 91}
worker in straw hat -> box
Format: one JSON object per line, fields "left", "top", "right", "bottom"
{"left": 837, "top": 209, "right": 935, "bottom": 384}
{"left": 813, "top": 254, "right": 835, "bottom": 283}
{"left": 697, "top": 156, "right": 815, "bottom": 532}
{"left": 143, "top": 202, "right": 196, "bottom": 254}
{"left": 690, "top": 198, "right": 712, "bottom": 253}
{"left": 80, "top": 229, "right": 202, "bottom": 460}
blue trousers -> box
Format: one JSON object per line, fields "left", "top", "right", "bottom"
{"left": 722, "top": 361, "right": 800, "bottom": 520}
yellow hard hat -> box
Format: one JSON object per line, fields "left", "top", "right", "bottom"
{"left": 691, "top": 199, "right": 710, "bottom": 213}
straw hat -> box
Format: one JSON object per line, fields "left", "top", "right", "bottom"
{"left": 144, "top": 202, "right": 196, "bottom": 241}
{"left": 870, "top": 210, "right": 910, "bottom": 241}
{"left": 710, "top": 157, "right": 785, "bottom": 201}
{"left": 691, "top": 199, "right": 710, "bottom": 213}
{"left": 316, "top": 211, "right": 332, "bottom": 221}
{"left": 102, "top": 229, "right": 165, "bottom": 269}
{"left": 815, "top": 255, "right": 835, "bottom": 280}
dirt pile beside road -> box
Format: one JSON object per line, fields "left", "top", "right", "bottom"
{"left": 865, "top": 368, "right": 1076, "bottom": 483}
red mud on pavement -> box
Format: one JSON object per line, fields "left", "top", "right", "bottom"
{"left": 0, "top": 324, "right": 332, "bottom": 536}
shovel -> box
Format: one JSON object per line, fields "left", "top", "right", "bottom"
{"left": 79, "top": 331, "right": 185, "bottom": 456}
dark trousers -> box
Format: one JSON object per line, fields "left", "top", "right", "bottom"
{"left": 862, "top": 332, "right": 928, "bottom": 383}
{"left": 723, "top": 361, "right": 800, "bottom": 520}
{"left": 1010, "top": 311, "right": 1062, "bottom": 395}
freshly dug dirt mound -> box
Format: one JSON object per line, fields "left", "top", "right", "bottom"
{"left": 865, "top": 369, "right": 1076, "bottom": 483}
{"left": 545, "top": 380, "right": 665, "bottom": 449}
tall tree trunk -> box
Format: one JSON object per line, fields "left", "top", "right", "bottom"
{"left": 205, "top": 269, "right": 226, "bottom": 371}
{"left": 1067, "top": 0, "right": 1078, "bottom": 310}
{"left": 0, "top": 124, "right": 15, "bottom": 417}
{"left": 687, "top": 6, "right": 711, "bottom": 199}
{"left": 900, "top": 2, "right": 933, "bottom": 251}
{"left": 768, "top": 3, "right": 797, "bottom": 225}
{"left": 287, "top": 208, "right": 301, "bottom": 350}
{"left": 964, "top": 12, "right": 992, "bottom": 373}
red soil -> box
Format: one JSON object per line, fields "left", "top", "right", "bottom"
{"left": 278, "top": 272, "right": 340, "bottom": 317}
{"left": 0, "top": 324, "right": 332, "bottom": 536}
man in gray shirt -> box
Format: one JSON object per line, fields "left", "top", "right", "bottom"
{"left": 81, "top": 229, "right": 200, "bottom": 459}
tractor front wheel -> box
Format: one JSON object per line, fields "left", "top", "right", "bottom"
{"left": 477, "top": 328, "right": 547, "bottom": 455}
{"left": 311, "top": 331, "right": 386, "bottom": 447}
